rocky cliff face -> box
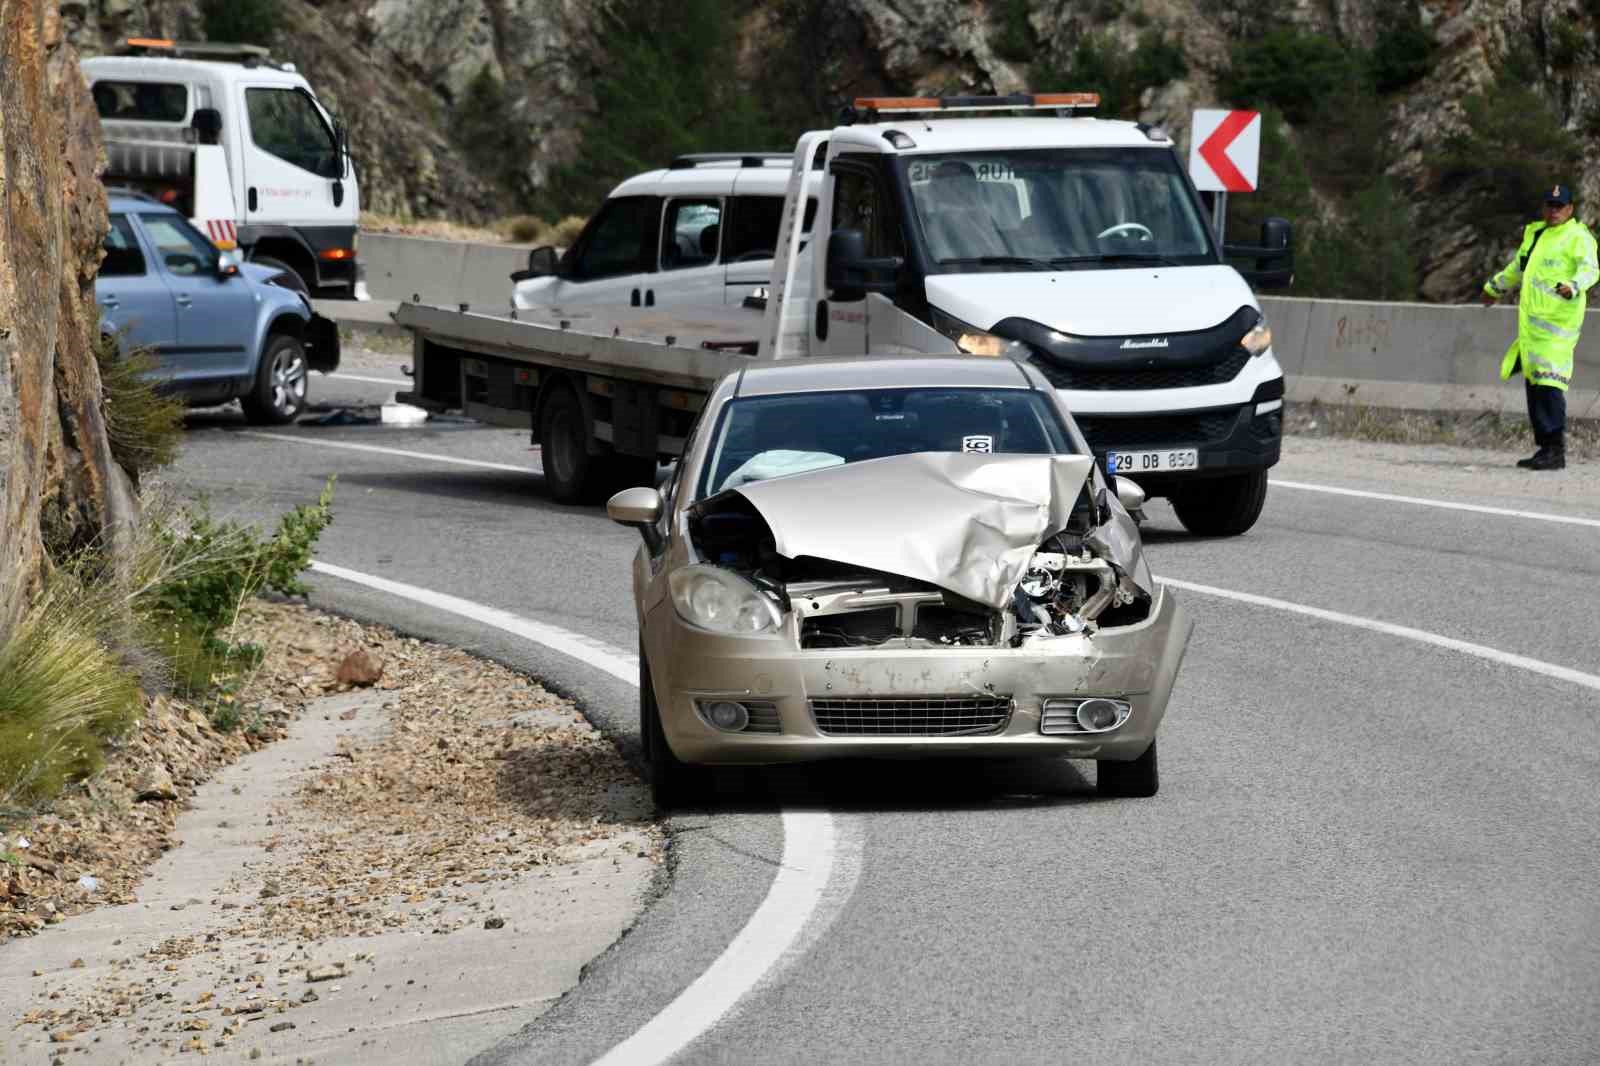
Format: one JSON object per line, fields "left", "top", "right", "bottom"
{"left": 1, "top": 0, "right": 132, "bottom": 637}
{"left": 55, "top": 0, "right": 1600, "bottom": 298}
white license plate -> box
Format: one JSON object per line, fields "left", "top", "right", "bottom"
{"left": 1106, "top": 448, "right": 1199, "bottom": 474}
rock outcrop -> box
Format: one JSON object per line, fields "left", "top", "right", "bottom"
{"left": 0, "top": 0, "right": 130, "bottom": 637}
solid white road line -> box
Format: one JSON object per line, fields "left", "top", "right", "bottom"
{"left": 306, "top": 560, "right": 852, "bottom": 1066}
{"left": 1166, "top": 578, "right": 1600, "bottom": 695}
{"left": 326, "top": 372, "right": 410, "bottom": 387}
{"left": 1271, "top": 478, "right": 1600, "bottom": 530}
{"left": 235, "top": 431, "right": 532, "bottom": 474}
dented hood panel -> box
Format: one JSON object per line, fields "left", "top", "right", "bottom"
{"left": 729, "top": 452, "right": 1097, "bottom": 609}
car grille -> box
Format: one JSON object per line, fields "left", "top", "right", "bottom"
{"left": 742, "top": 700, "right": 782, "bottom": 734}
{"left": 1074, "top": 409, "right": 1239, "bottom": 450}
{"left": 810, "top": 695, "right": 1012, "bottom": 737}
{"left": 1035, "top": 348, "right": 1250, "bottom": 391}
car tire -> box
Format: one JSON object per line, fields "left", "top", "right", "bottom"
{"left": 253, "top": 255, "right": 311, "bottom": 296}
{"left": 640, "top": 643, "right": 704, "bottom": 809}
{"left": 1171, "top": 470, "right": 1268, "bottom": 537}
{"left": 1097, "top": 739, "right": 1158, "bottom": 798}
{"left": 242, "top": 333, "right": 309, "bottom": 425}
{"left": 538, "top": 385, "right": 595, "bottom": 504}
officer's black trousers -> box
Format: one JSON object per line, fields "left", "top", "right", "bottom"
{"left": 1525, "top": 378, "right": 1567, "bottom": 447}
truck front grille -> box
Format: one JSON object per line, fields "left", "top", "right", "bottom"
{"left": 810, "top": 696, "right": 1013, "bottom": 737}
{"left": 1074, "top": 409, "right": 1239, "bottom": 450}
{"left": 1035, "top": 348, "right": 1250, "bottom": 391}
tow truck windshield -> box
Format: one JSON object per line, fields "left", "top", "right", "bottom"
{"left": 904, "top": 147, "right": 1218, "bottom": 271}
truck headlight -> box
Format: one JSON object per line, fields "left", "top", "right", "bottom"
{"left": 1241, "top": 314, "right": 1272, "bottom": 356}
{"left": 669, "top": 566, "right": 781, "bottom": 634}
{"left": 930, "top": 308, "right": 1029, "bottom": 358}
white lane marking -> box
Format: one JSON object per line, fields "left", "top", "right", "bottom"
{"left": 326, "top": 372, "right": 409, "bottom": 387}
{"left": 306, "top": 560, "right": 850, "bottom": 1065}
{"left": 235, "top": 431, "right": 532, "bottom": 474}
{"left": 1272, "top": 478, "right": 1600, "bottom": 530}
{"left": 1166, "top": 578, "right": 1600, "bottom": 694}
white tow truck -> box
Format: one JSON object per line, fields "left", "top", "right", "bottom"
{"left": 398, "top": 92, "right": 1294, "bottom": 534}
{"left": 83, "top": 38, "right": 364, "bottom": 298}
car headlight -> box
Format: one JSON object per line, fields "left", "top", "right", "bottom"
{"left": 1241, "top": 313, "right": 1272, "bottom": 356}
{"left": 930, "top": 308, "right": 1030, "bottom": 358}
{"left": 668, "top": 565, "right": 782, "bottom": 634}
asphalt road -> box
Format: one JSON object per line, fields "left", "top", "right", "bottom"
{"left": 168, "top": 368, "right": 1600, "bottom": 1065}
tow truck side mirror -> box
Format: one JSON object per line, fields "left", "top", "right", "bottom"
{"left": 1225, "top": 217, "right": 1294, "bottom": 291}
{"left": 511, "top": 245, "right": 561, "bottom": 283}
{"left": 826, "top": 228, "right": 900, "bottom": 302}
{"left": 191, "top": 107, "right": 222, "bottom": 145}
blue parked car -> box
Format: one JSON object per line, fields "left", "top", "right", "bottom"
{"left": 96, "top": 193, "right": 340, "bottom": 423}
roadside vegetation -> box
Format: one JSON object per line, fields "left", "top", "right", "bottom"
{"left": 359, "top": 211, "right": 588, "bottom": 248}
{"left": 0, "top": 345, "right": 337, "bottom": 807}
{"left": 1286, "top": 401, "right": 1600, "bottom": 460}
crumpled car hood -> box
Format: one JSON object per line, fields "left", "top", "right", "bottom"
{"left": 728, "top": 451, "right": 1146, "bottom": 609}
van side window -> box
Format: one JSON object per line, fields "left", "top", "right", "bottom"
{"left": 830, "top": 169, "right": 901, "bottom": 258}
{"left": 101, "top": 216, "right": 147, "bottom": 277}
{"left": 244, "top": 88, "right": 340, "bottom": 179}
{"left": 571, "top": 197, "right": 660, "bottom": 280}
{"left": 661, "top": 199, "right": 721, "bottom": 270}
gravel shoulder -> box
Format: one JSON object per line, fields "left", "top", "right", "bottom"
{"left": 1, "top": 600, "right": 661, "bottom": 1064}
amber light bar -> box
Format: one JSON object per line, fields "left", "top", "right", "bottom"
{"left": 851, "top": 92, "right": 1100, "bottom": 115}
{"left": 125, "top": 37, "right": 176, "bottom": 49}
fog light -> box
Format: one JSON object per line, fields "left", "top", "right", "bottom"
{"left": 1076, "top": 698, "right": 1123, "bottom": 732}
{"left": 705, "top": 700, "right": 749, "bottom": 732}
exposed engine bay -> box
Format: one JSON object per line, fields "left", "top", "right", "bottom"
{"left": 687, "top": 454, "right": 1152, "bottom": 650}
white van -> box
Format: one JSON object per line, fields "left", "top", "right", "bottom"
{"left": 511, "top": 153, "right": 822, "bottom": 312}
{"left": 83, "top": 39, "right": 363, "bottom": 298}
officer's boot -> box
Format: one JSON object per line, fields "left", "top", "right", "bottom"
{"left": 1517, "top": 445, "right": 1549, "bottom": 469}
{"left": 1529, "top": 438, "right": 1566, "bottom": 470}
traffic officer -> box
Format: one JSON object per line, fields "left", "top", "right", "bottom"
{"left": 1481, "top": 183, "right": 1598, "bottom": 470}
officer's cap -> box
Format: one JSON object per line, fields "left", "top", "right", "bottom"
{"left": 1545, "top": 184, "right": 1574, "bottom": 206}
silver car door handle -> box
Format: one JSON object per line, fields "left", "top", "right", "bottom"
{"left": 100, "top": 298, "right": 120, "bottom": 309}
{"left": 175, "top": 295, "right": 193, "bottom": 308}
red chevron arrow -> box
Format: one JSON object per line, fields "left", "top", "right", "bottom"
{"left": 1198, "top": 110, "right": 1256, "bottom": 192}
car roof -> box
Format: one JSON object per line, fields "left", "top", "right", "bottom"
{"left": 732, "top": 356, "right": 1037, "bottom": 397}
{"left": 832, "top": 116, "right": 1168, "bottom": 154}
{"left": 609, "top": 163, "right": 813, "bottom": 200}
{"left": 106, "top": 194, "right": 178, "bottom": 214}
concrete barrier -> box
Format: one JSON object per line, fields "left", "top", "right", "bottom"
{"left": 360, "top": 233, "right": 530, "bottom": 308}
{"left": 357, "top": 233, "right": 1600, "bottom": 419}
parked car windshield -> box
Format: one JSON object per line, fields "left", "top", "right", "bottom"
{"left": 903, "top": 147, "right": 1217, "bottom": 271}
{"left": 699, "top": 386, "right": 1073, "bottom": 496}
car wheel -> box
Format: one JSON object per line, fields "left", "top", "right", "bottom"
{"left": 1097, "top": 739, "right": 1158, "bottom": 798}
{"left": 538, "top": 385, "right": 594, "bottom": 503}
{"left": 242, "top": 333, "right": 308, "bottom": 425}
{"left": 640, "top": 643, "right": 704, "bottom": 809}
{"left": 253, "top": 255, "right": 311, "bottom": 296}
{"left": 1171, "top": 470, "right": 1268, "bottom": 537}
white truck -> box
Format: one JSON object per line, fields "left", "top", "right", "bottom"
{"left": 400, "top": 92, "right": 1294, "bottom": 534}
{"left": 83, "top": 38, "right": 364, "bottom": 298}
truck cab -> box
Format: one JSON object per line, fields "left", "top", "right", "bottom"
{"left": 512, "top": 153, "right": 822, "bottom": 313}
{"left": 779, "top": 94, "right": 1292, "bottom": 535}
{"left": 83, "top": 39, "right": 362, "bottom": 298}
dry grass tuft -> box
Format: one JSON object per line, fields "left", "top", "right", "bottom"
{"left": 93, "top": 335, "right": 184, "bottom": 478}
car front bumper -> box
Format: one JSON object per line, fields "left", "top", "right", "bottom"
{"left": 646, "top": 584, "right": 1191, "bottom": 766}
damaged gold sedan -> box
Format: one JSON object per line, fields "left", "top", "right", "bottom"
{"left": 608, "top": 357, "right": 1191, "bottom": 805}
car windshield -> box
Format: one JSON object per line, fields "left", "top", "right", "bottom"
{"left": 699, "top": 386, "right": 1073, "bottom": 497}
{"left": 904, "top": 147, "right": 1217, "bottom": 270}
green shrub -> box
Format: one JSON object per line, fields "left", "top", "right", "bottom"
{"left": 200, "top": 0, "right": 277, "bottom": 46}
{"left": 993, "top": 0, "right": 1035, "bottom": 63}
{"left": 1220, "top": 29, "right": 1365, "bottom": 124}
{"left": 94, "top": 334, "right": 184, "bottom": 480}
{"left": 501, "top": 215, "right": 545, "bottom": 243}
{"left": 546, "top": 215, "right": 588, "bottom": 248}
{"left": 1369, "top": 3, "right": 1437, "bottom": 94}
{"left": 1034, "top": 27, "right": 1186, "bottom": 119}
{"left": 0, "top": 578, "right": 142, "bottom": 805}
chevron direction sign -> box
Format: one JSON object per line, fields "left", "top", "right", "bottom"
{"left": 1189, "top": 109, "right": 1260, "bottom": 193}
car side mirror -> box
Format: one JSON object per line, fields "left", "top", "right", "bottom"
{"left": 1114, "top": 476, "right": 1146, "bottom": 513}
{"left": 216, "top": 253, "right": 240, "bottom": 278}
{"left": 607, "top": 486, "right": 664, "bottom": 552}
{"left": 511, "top": 245, "right": 562, "bottom": 284}
{"left": 1225, "top": 216, "right": 1294, "bottom": 290}
{"left": 826, "top": 228, "right": 900, "bottom": 303}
